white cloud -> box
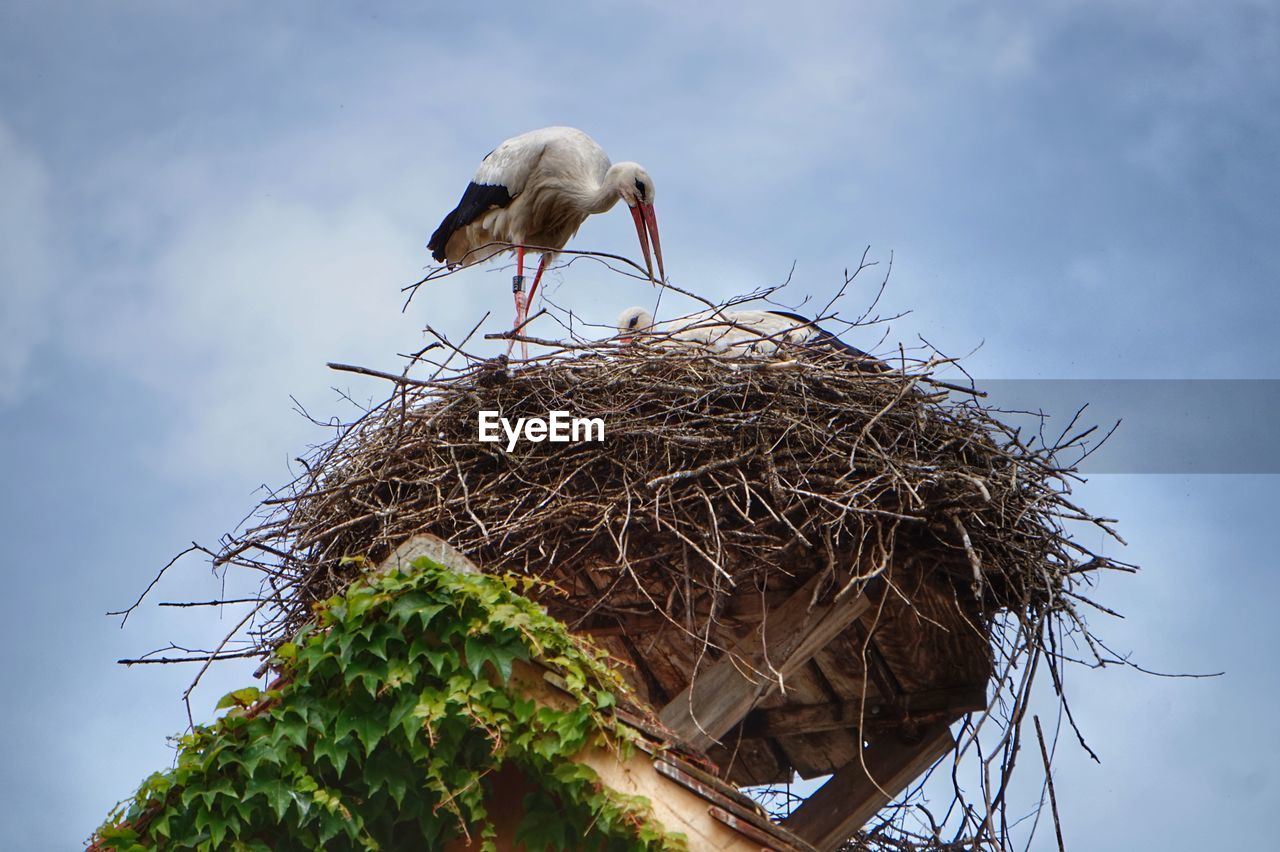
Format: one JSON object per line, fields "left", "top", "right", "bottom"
{"left": 74, "top": 192, "right": 478, "bottom": 481}
{"left": 0, "top": 118, "right": 55, "bottom": 403}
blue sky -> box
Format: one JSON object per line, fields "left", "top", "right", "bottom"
{"left": 1, "top": 1, "right": 1277, "bottom": 847}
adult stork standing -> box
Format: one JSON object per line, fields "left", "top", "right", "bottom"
{"left": 428, "top": 127, "right": 665, "bottom": 353}
{"left": 617, "top": 306, "right": 888, "bottom": 369}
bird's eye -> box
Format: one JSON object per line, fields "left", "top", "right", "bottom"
{"left": 633, "top": 178, "right": 646, "bottom": 201}
{"left": 627, "top": 315, "right": 640, "bottom": 329}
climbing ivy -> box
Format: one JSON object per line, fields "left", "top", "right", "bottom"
{"left": 93, "top": 558, "right": 685, "bottom": 851}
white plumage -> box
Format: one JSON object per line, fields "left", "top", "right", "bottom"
{"left": 617, "top": 306, "right": 885, "bottom": 367}
{"left": 429, "top": 127, "right": 664, "bottom": 354}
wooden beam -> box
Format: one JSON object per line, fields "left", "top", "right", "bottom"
{"left": 658, "top": 576, "right": 878, "bottom": 751}
{"left": 741, "top": 685, "right": 987, "bottom": 739}
{"left": 784, "top": 721, "right": 956, "bottom": 851}
{"left": 652, "top": 759, "right": 818, "bottom": 852}
{"left": 850, "top": 621, "right": 905, "bottom": 709}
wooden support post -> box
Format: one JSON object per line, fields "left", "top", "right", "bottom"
{"left": 784, "top": 721, "right": 956, "bottom": 851}
{"left": 657, "top": 575, "right": 878, "bottom": 751}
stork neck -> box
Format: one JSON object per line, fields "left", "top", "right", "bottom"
{"left": 581, "top": 165, "right": 629, "bottom": 214}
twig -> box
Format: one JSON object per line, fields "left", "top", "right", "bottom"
{"left": 1034, "top": 715, "right": 1066, "bottom": 852}
{"left": 108, "top": 543, "right": 200, "bottom": 627}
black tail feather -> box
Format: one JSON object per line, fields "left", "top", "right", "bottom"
{"left": 765, "top": 311, "right": 888, "bottom": 370}
{"left": 427, "top": 181, "right": 514, "bottom": 263}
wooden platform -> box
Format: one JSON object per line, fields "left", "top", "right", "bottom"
{"left": 547, "top": 554, "right": 992, "bottom": 850}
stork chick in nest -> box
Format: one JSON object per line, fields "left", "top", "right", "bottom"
{"left": 617, "top": 306, "right": 887, "bottom": 368}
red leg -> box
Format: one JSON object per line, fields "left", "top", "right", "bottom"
{"left": 511, "top": 254, "right": 551, "bottom": 360}
{"left": 527, "top": 253, "right": 552, "bottom": 306}
{"left": 508, "top": 246, "right": 528, "bottom": 358}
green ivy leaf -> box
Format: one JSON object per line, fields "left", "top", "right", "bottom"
{"left": 390, "top": 593, "right": 446, "bottom": 629}
{"left": 276, "top": 713, "right": 309, "bottom": 750}
{"left": 422, "top": 644, "right": 451, "bottom": 676}
{"left": 352, "top": 710, "right": 387, "bottom": 756}
{"left": 311, "top": 731, "right": 354, "bottom": 777}
{"left": 216, "top": 686, "right": 263, "bottom": 711}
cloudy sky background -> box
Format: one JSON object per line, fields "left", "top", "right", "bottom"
{"left": 1, "top": 1, "right": 1277, "bottom": 847}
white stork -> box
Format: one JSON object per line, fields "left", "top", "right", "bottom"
{"left": 617, "top": 306, "right": 888, "bottom": 369}
{"left": 428, "top": 127, "right": 665, "bottom": 352}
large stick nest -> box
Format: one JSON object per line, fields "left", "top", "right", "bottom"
{"left": 220, "top": 320, "right": 1120, "bottom": 656}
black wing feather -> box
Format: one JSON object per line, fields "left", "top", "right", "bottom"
{"left": 765, "top": 311, "right": 888, "bottom": 370}
{"left": 427, "top": 181, "right": 514, "bottom": 262}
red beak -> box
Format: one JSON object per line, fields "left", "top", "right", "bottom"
{"left": 629, "top": 203, "right": 665, "bottom": 284}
